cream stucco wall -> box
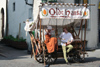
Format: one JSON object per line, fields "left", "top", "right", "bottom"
{"left": 8, "top": 0, "right": 33, "bottom": 51}
{"left": 0, "top": 0, "right": 7, "bottom": 40}
{"left": 86, "top": 0, "right": 98, "bottom": 49}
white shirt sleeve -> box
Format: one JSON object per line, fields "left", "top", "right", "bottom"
{"left": 45, "top": 32, "right": 47, "bottom": 35}
{"left": 70, "top": 34, "right": 73, "bottom": 41}
{"left": 59, "top": 32, "right": 63, "bottom": 38}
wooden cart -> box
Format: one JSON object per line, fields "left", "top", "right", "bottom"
{"left": 29, "top": 3, "right": 95, "bottom": 65}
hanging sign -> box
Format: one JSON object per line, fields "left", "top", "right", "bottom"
{"left": 40, "top": 6, "right": 90, "bottom": 19}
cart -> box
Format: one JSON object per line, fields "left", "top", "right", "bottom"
{"left": 29, "top": 2, "right": 95, "bottom": 65}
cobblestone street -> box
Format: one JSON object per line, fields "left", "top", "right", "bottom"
{"left": 0, "top": 44, "right": 100, "bottom": 67}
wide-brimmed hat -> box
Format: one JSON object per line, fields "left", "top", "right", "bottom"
{"left": 26, "top": 19, "right": 29, "bottom": 22}
{"left": 47, "top": 25, "right": 52, "bottom": 30}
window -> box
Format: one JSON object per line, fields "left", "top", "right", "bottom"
{"left": 13, "top": 2, "right": 15, "bottom": 11}
{"left": 74, "top": 0, "right": 89, "bottom": 4}
{"left": 74, "top": 0, "right": 83, "bottom": 4}
{"left": 29, "top": 8, "right": 33, "bottom": 19}
{"left": 48, "top": 0, "right": 57, "bottom": 3}
{"left": 84, "top": 0, "right": 89, "bottom": 4}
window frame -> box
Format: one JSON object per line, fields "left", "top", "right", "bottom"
{"left": 13, "top": 2, "right": 15, "bottom": 12}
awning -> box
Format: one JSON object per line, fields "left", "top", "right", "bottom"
{"left": 39, "top": 3, "right": 90, "bottom": 26}
{"left": 40, "top": 4, "right": 90, "bottom": 19}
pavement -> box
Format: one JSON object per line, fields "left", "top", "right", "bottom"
{"left": 0, "top": 44, "right": 100, "bottom": 67}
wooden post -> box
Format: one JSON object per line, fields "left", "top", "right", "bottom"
{"left": 29, "top": 34, "right": 36, "bottom": 60}
{"left": 81, "top": 22, "right": 83, "bottom": 50}
{"left": 18, "top": 23, "right": 21, "bottom": 39}
{"left": 83, "top": 19, "right": 87, "bottom": 58}
{"left": 40, "top": 19, "right": 42, "bottom": 51}
{"left": 83, "top": 0, "right": 88, "bottom": 59}
{"left": 78, "top": 19, "right": 83, "bottom": 37}
{"left": 40, "top": 20, "right": 46, "bottom": 65}
{"left": 43, "top": 26, "right": 46, "bottom": 65}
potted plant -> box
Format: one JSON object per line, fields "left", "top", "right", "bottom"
{"left": 11, "top": 37, "right": 28, "bottom": 50}
{"left": 1, "top": 35, "right": 28, "bottom": 50}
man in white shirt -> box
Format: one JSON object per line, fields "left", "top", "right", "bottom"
{"left": 59, "top": 27, "right": 73, "bottom": 64}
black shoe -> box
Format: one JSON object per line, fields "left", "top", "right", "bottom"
{"left": 35, "top": 54, "right": 39, "bottom": 57}
{"left": 66, "top": 62, "right": 71, "bottom": 65}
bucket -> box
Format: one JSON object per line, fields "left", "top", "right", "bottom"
{"left": 32, "top": 31, "right": 35, "bottom": 37}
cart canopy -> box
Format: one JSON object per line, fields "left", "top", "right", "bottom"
{"left": 39, "top": 3, "right": 90, "bottom": 26}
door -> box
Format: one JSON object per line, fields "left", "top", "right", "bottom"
{"left": 1, "top": 8, "right": 4, "bottom": 38}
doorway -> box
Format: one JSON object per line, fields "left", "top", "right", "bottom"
{"left": 98, "top": 9, "right": 100, "bottom": 49}
{"left": 1, "top": 8, "right": 4, "bottom": 38}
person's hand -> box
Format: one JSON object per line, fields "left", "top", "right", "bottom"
{"left": 67, "top": 40, "right": 73, "bottom": 44}
{"left": 58, "top": 37, "right": 60, "bottom": 39}
{"left": 67, "top": 42, "right": 71, "bottom": 44}
{"left": 52, "top": 28, "right": 55, "bottom": 30}
{"left": 45, "top": 29, "right": 48, "bottom": 32}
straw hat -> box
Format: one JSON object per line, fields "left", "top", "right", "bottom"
{"left": 26, "top": 19, "right": 29, "bottom": 22}
{"left": 47, "top": 25, "right": 52, "bottom": 30}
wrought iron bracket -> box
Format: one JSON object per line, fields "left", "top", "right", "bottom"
{"left": 25, "top": 0, "right": 33, "bottom": 7}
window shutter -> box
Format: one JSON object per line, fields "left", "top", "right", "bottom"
{"left": 83, "top": 0, "right": 87, "bottom": 4}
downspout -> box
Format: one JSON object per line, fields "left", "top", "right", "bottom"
{"left": 6, "top": 0, "right": 8, "bottom": 36}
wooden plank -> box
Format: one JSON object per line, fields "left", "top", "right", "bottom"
{"left": 40, "top": 2, "right": 95, "bottom": 6}
{"left": 18, "top": 23, "right": 21, "bottom": 39}
{"left": 42, "top": 25, "right": 46, "bottom": 65}
{"left": 81, "top": 23, "right": 83, "bottom": 50}
{"left": 71, "top": 26, "right": 78, "bottom": 36}
{"left": 31, "top": 34, "right": 40, "bottom": 54}
{"left": 29, "top": 34, "right": 36, "bottom": 60}
{"left": 39, "top": 19, "right": 42, "bottom": 53}
{"left": 83, "top": 20, "right": 87, "bottom": 57}
{"left": 78, "top": 19, "right": 83, "bottom": 37}
{"left": 83, "top": 0, "right": 88, "bottom": 59}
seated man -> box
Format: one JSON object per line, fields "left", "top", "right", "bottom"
{"left": 58, "top": 27, "right": 73, "bottom": 64}
{"left": 44, "top": 26, "right": 58, "bottom": 53}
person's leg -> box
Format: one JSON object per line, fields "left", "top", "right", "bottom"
{"left": 66, "top": 44, "right": 73, "bottom": 53}
{"left": 62, "top": 46, "right": 68, "bottom": 63}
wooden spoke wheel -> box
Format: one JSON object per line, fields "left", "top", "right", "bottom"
{"left": 35, "top": 52, "right": 44, "bottom": 63}
{"left": 72, "top": 50, "right": 83, "bottom": 63}
{"left": 34, "top": 41, "right": 44, "bottom": 63}
{"left": 45, "top": 51, "right": 57, "bottom": 64}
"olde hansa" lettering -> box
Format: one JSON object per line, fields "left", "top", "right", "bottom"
{"left": 49, "top": 8, "right": 82, "bottom": 17}
{"left": 40, "top": 6, "right": 90, "bottom": 19}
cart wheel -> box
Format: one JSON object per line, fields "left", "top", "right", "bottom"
{"left": 72, "top": 55, "right": 82, "bottom": 63}
{"left": 35, "top": 52, "right": 44, "bottom": 63}
{"left": 45, "top": 51, "right": 57, "bottom": 64}
{"left": 72, "top": 51, "right": 83, "bottom": 63}
{"left": 33, "top": 41, "right": 44, "bottom": 63}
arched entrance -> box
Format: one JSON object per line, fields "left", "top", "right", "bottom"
{"left": 1, "top": 8, "right": 4, "bottom": 38}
